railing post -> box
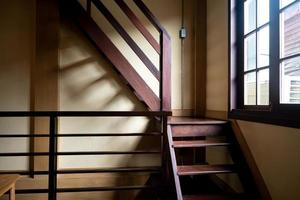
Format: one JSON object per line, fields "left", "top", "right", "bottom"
{"left": 161, "top": 33, "right": 172, "bottom": 111}
{"left": 48, "top": 115, "right": 58, "bottom": 200}
{"left": 161, "top": 113, "right": 169, "bottom": 187}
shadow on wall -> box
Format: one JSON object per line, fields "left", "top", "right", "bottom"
{"left": 59, "top": 19, "right": 146, "bottom": 111}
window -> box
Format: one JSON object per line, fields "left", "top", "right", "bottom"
{"left": 230, "top": 0, "right": 300, "bottom": 127}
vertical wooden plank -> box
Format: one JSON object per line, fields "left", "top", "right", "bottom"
{"left": 162, "top": 33, "right": 172, "bottom": 111}
{"left": 194, "top": 0, "right": 207, "bottom": 117}
{"left": 32, "top": 0, "right": 59, "bottom": 172}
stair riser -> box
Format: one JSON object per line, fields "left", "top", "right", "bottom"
{"left": 171, "top": 125, "right": 227, "bottom": 137}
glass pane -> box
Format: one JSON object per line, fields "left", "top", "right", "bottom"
{"left": 280, "top": 2, "right": 300, "bottom": 58}
{"left": 280, "top": 0, "right": 296, "bottom": 9}
{"left": 258, "top": 0, "right": 269, "bottom": 26}
{"left": 258, "top": 69, "right": 269, "bottom": 105}
{"left": 258, "top": 26, "right": 269, "bottom": 68}
{"left": 245, "top": 72, "right": 257, "bottom": 105}
{"left": 280, "top": 56, "right": 300, "bottom": 104}
{"left": 244, "top": 33, "right": 256, "bottom": 71}
{"left": 244, "top": 0, "right": 256, "bottom": 34}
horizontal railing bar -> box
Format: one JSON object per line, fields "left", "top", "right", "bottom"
{"left": 0, "top": 132, "right": 162, "bottom": 138}
{"left": 56, "top": 185, "right": 154, "bottom": 192}
{"left": 0, "top": 152, "right": 49, "bottom": 156}
{"left": 0, "top": 167, "right": 161, "bottom": 175}
{"left": 15, "top": 186, "right": 155, "bottom": 194}
{"left": 57, "top": 133, "right": 162, "bottom": 137}
{"left": 16, "top": 189, "right": 49, "bottom": 194}
{"left": 0, "top": 134, "right": 49, "bottom": 138}
{"left": 0, "top": 111, "right": 171, "bottom": 117}
{"left": 57, "top": 167, "right": 161, "bottom": 174}
{"left": 0, "top": 151, "right": 161, "bottom": 157}
{"left": 0, "top": 171, "right": 49, "bottom": 175}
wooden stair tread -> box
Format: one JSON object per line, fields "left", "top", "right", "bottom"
{"left": 168, "top": 117, "right": 227, "bottom": 125}
{"left": 173, "top": 140, "right": 231, "bottom": 148}
{"left": 177, "top": 164, "right": 235, "bottom": 176}
{"left": 183, "top": 194, "right": 245, "bottom": 200}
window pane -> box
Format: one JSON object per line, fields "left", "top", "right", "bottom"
{"left": 244, "top": 0, "right": 256, "bottom": 34}
{"left": 244, "top": 33, "right": 256, "bottom": 71}
{"left": 258, "top": 69, "right": 269, "bottom": 105}
{"left": 245, "top": 72, "right": 256, "bottom": 105}
{"left": 258, "top": 0, "right": 269, "bottom": 26}
{"left": 280, "top": 0, "right": 296, "bottom": 9}
{"left": 280, "top": 56, "right": 300, "bottom": 104}
{"left": 258, "top": 26, "right": 269, "bottom": 68}
{"left": 280, "top": 2, "right": 300, "bottom": 58}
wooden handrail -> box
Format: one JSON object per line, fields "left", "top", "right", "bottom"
{"left": 91, "top": 0, "right": 160, "bottom": 80}
{"left": 133, "top": 0, "right": 170, "bottom": 38}
{"left": 114, "top": 0, "right": 161, "bottom": 54}
{"left": 74, "top": 0, "right": 172, "bottom": 111}
{"left": 131, "top": 0, "right": 171, "bottom": 111}
{"left": 0, "top": 111, "right": 171, "bottom": 117}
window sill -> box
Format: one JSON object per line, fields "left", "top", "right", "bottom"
{"left": 228, "top": 109, "right": 300, "bottom": 128}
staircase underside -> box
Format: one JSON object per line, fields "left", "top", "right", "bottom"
{"left": 167, "top": 117, "right": 262, "bottom": 200}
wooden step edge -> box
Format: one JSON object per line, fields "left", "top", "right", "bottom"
{"left": 172, "top": 140, "right": 231, "bottom": 148}
{"left": 183, "top": 194, "right": 246, "bottom": 200}
{"left": 177, "top": 164, "right": 235, "bottom": 176}
{"left": 168, "top": 117, "right": 228, "bottom": 125}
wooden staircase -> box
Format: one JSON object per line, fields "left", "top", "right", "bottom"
{"left": 61, "top": 0, "right": 171, "bottom": 112}
{"left": 167, "top": 117, "right": 263, "bottom": 200}
{"left": 59, "top": 1, "right": 269, "bottom": 199}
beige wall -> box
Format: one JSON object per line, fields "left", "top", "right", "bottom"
{"left": 206, "top": 0, "right": 300, "bottom": 199}
{"left": 0, "top": 0, "right": 35, "bottom": 170}
{"left": 206, "top": 0, "right": 228, "bottom": 112}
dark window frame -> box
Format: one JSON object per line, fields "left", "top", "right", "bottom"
{"left": 229, "top": 0, "right": 300, "bottom": 128}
